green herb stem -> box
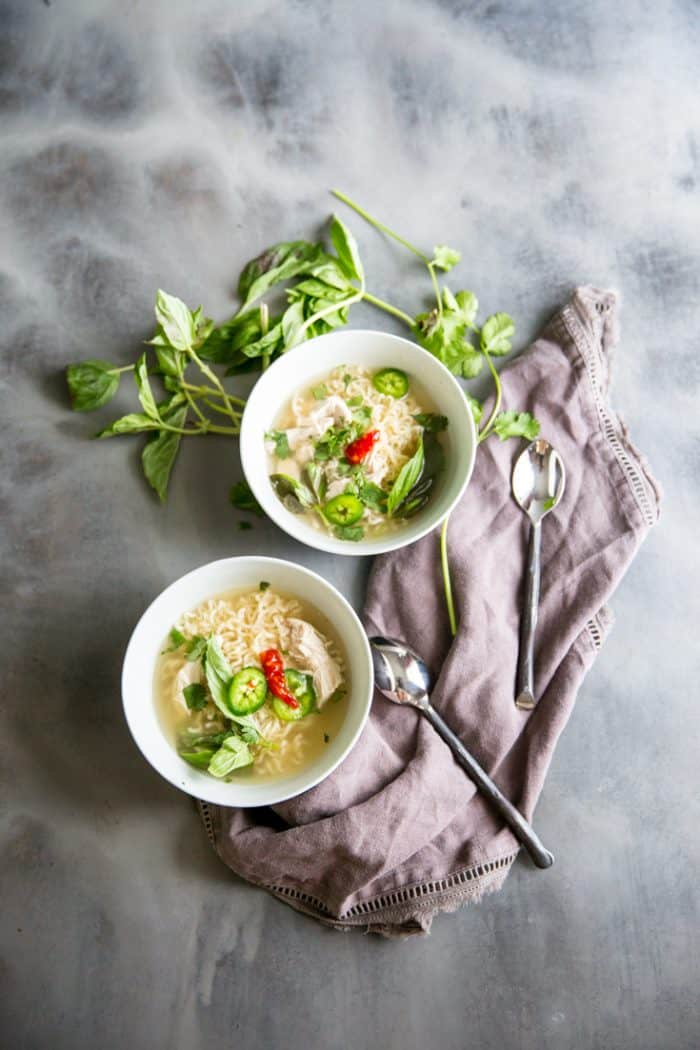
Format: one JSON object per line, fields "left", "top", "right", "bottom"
{"left": 180, "top": 381, "right": 246, "bottom": 409}
{"left": 477, "top": 347, "right": 502, "bottom": 442}
{"left": 332, "top": 190, "right": 430, "bottom": 264}
{"left": 440, "top": 515, "right": 458, "bottom": 636}
{"left": 260, "top": 303, "right": 271, "bottom": 372}
{"left": 361, "top": 291, "right": 414, "bottom": 327}
{"left": 112, "top": 364, "right": 135, "bottom": 375}
{"left": 427, "top": 262, "right": 442, "bottom": 317}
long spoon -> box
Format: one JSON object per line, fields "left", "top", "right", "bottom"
{"left": 511, "top": 439, "right": 566, "bottom": 710}
{"left": 370, "top": 636, "right": 554, "bottom": 869}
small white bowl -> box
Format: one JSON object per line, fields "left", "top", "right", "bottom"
{"left": 122, "top": 557, "right": 373, "bottom": 807}
{"left": 240, "top": 329, "right": 477, "bottom": 555}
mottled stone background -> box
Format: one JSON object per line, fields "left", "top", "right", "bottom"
{"left": 1, "top": 1, "right": 698, "bottom": 1048}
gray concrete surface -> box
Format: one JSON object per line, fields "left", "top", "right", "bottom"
{"left": 2, "top": 2, "right": 699, "bottom": 1048}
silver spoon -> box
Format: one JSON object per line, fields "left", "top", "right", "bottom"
{"left": 370, "top": 636, "right": 554, "bottom": 869}
{"left": 511, "top": 439, "right": 566, "bottom": 711}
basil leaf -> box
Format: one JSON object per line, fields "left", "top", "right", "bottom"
{"left": 480, "top": 312, "right": 515, "bottom": 357}
{"left": 303, "top": 462, "right": 326, "bottom": 502}
{"left": 97, "top": 412, "right": 155, "bottom": 438}
{"left": 288, "top": 278, "right": 350, "bottom": 302}
{"left": 155, "top": 289, "right": 196, "bottom": 350}
{"left": 66, "top": 360, "right": 121, "bottom": 412}
{"left": 208, "top": 734, "right": 254, "bottom": 778}
{"left": 432, "top": 244, "right": 461, "bottom": 272}
{"left": 134, "top": 353, "right": 159, "bottom": 419}
{"left": 183, "top": 683, "right": 208, "bottom": 711}
{"left": 203, "top": 637, "right": 233, "bottom": 714}
{"left": 387, "top": 437, "right": 425, "bottom": 516}
{"left": 270, "top": 473, "right": 316, "bottom": 513}
{"left": 238, "top": 320, "right": 284, "bottom": 360}
{"left": 334, "top": 524, "right": 364, "bottom": 541}
{"left": 266, "top": 430, "right": 290, "bottom": 459}
{"left": 229, "top": 480, "right": 263, "bottom": 516}
{"left": 304, "top": 253, "right": 353, "bottom": 291}
{"left": 413, "top": 413, "right": 448, "bottom": 432}
{"left": 330, "top": 214, "right": 364, "bottom": 283}
{"left": 237, "top": 241, "right": 324, "bottom": 311}
{"left": 141, "top": 397, "right": 187, "bottom": 502}
{"left": 179, "top": 749, "right": 218, "bottom": 769}
{"left": 493, "top": 411, "right": 540, "bottom": 441}
{"left": 280, "top": 299, "right": 306, "bottom": 351}
{"left": 199, "top": 313, "right": 263, "bottom": 364}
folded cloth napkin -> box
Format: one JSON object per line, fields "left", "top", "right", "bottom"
{"left": 198, "top": 287, "right": 661, "bottom": 936}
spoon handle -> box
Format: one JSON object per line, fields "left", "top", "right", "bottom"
{"left": 515, "top": 519, "right": 542, "bottom": 710}
{"left": 423, "top": 703, "right": 554, "bottom": 869}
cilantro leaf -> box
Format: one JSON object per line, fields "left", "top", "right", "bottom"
{"left": 480, "top": 313, "right": 515, "bottom": 357}
{"left": 266, "top": 430, "right": 291, "bottom": 459}
{"left": 432, "top": 245, "right": 461, "bottom": 271}
{"left": 466, "top": 394, "right": 483, "bottom": 425}
{"left": 492, "top": 411, "right": 540, "bottom": 441}
{"left": 334, "top": 524, "right": 364, "bottom": 541}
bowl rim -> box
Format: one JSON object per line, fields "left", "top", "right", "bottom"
{"left": 239, "top": 327, "right": 477, "bottom": 556}
{"left": 121, "top": 555, "right": 374, "bottom": 806}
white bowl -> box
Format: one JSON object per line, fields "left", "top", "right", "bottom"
{"left": 121, "top": 557, "right": 373, "bottom": 807}
{"left": 240, "top": 329, "right": 477, "bottom": 555}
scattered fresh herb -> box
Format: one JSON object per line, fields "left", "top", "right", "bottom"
{"left": 342, "top": 373, "right": 353, "bottom": 387}
{"left": 312, "top": 383, "right": 329, "bottom": 400}
{"left": 162, "top": 627, "right": 186, "bottom": 653}
{"left": 358, "top": 480, "right": 387, "bottom": 512}
{"left": 66, "top": 360, "right": 125, "bottom": 412}
{"left": 266, "top": 430, "right": 291, "bottom": 459}
{"left": 324, "top": 733, "right": 330, "bottom": 743}
{"left": 492, "top": 411, "right": 540, "bottom": 442}
{"left": 183, "top": 683, "right": 208, "bottom": 711}
{"left": 413, "top": 413, "right": 448, "bottom": 432}
{"left": 259, "top": 580, "right": 271, "bottom": 591}
{"left": 208, "top": 734, "right": 254, "bottom": 778}
{"left": 229, "top": 480, "right": 263, "bottom": 516}
{"left": 270, "top": 473, "right": 317, "bottom": 513}
{"left": 65, "top": 191, "right": 540, "bottom": 638}
{"left": 387, "top": 437, "right": 425, "bottom": 516}
{"left": 185, "top": 636, "right": 207, "bottom": 663}
{"left": 334, "top": 524, "right": 364, "bottom": 541}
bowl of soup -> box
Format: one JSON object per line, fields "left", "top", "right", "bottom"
{"left": 122, "top": 557, "right": 373, "bottom": 806}
{"left": 239, "top": 329, "right": 477, "bottom": 555}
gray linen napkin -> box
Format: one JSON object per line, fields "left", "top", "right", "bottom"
{"left": 198, "top": 287, "right": 661, "bottom": 936}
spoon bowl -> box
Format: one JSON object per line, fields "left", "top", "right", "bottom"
{"left": 512, "top": 438, "right": 566, "bottom": 523}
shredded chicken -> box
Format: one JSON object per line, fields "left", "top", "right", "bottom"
{"left": 283, "top": 617, "right": 343, "bottom": 706}
{"left": 309, "top": 396, "right": 353, "bottom": 436}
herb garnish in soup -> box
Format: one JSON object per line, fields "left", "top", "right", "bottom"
{"left": 265, "top": 364, "right": 448, "bottom": 541}
{"left": 155, "top": 586, "right": 347, "bottom": 781}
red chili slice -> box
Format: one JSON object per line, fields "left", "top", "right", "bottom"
{"left": 260, "top": 648, "right": 299, "bottom": 708}
{"left": 345, "top": 429, "right": 379, "bottom": 465}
